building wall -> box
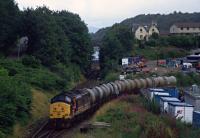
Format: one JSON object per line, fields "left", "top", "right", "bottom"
{"left": 170, "top": 25, "right": 200, "bottom": 34}
{"left": 135, "top": 26, "right": 148, "bottom": 40}
{"left": 149, "top": 25, "right": 159, "bottom": 36}
{"left": 168, "top": 105, "right": 193, "bottom": 123}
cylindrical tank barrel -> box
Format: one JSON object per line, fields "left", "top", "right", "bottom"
{"left": 140, "top": 78, "right": 147, "bottom": 88}
{"left": 129, "top": 80, "right": 136, "bottom": 90}
{"left": 102, "top": 84, "right": 111, "bottom": 97}
{"left": 85, "top": 88, "right": 97, "bottom": 103}
{"left": 121, "top": 80, "right": 130, "bottom": 92}
{"left": 94, "top": 86, "right": 104, "bottom": 100}
{"left": 115, "top": 80, "right": 125, "bottom": 93}
{"left": 134, "top": 79, "right": 142, "bottom": 89}
{"left": 146, "top": 78, "right": 153, "bottom": 88}
{"left": 110, "top": 82, "right": 120, "bottom": 95}
{"left": 114, "top": 81, "right": 122, "bottom": 92}
{"left": 126, "top": 79, "right": 134, "bottom": 91}
{"left": 166, "top": 76, "right": 177, "bottom": 86}
{"left": 106, "top": 83, "right": 114, "bottom": 95}
{"left": 85, "top": 76, "right": 177, "bottom": 103}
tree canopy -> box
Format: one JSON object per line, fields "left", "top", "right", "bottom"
{"left": 100, "top": 24, "right": 135, "bottom": 76}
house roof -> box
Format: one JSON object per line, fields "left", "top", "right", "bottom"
{"left": 168, "top": 102, "right": 194, "bottom": 107}
{"left": 132, "top": 23, "right": 158, "bottom": 32}
{"left": 174, "top": 23, "right": 200, "bottom": 28}
{"left": 160, "top": 97, "right": 180, "bottom": 102}
{"left": 149, "top": 88, "right": 165, "bottom": 92}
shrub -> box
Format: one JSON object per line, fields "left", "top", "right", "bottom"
{"left": 0, "top": 76, "right": 31, "bottom": 134}
{"left": 104, "top": 72, "right": 119, "bottom": 82}
{"left": 22, "top": 55, "right": 41, "bottom": 68}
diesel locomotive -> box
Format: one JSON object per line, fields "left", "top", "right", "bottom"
{"left": 49, "top": 76, "right": 177, "bottom": 128}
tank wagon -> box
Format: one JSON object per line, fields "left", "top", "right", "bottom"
{"left": 49, "top": 76, "right": 177, "bottom": 128}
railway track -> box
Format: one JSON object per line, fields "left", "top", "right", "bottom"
{"left": 31, "top": 120, "right": 49, "bottom": 138}
{"left": 30, "top": 80, "right": 99, "bottom": 138}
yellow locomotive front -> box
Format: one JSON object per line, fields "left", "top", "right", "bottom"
{"left": 49, "top": 90, "right": 92, "bottom": 128}
{"left": 50, "top": 102, "right": 71, "bottom": 119}
{"left": 49, "top": 93, "right": 74, "bottom": 128}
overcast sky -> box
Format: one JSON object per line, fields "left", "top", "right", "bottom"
{"left": 16, "top": 0, "right": 200, "bottom": 29}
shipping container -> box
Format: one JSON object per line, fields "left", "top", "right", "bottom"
{"left": 193, "top": 111, "right": 200, "bottom": 128}
{"left": 148, "top": 88, "right": 165, "bottom": 100}
{"left": 168, "top": 102, "right": 194, "bottom": 123}
{"left": 153, "top": 94, "right": 170, "bottom": 103}
{"left": 163, "top": 87, "right": 179, "bottom": 98}
{"left": 160, "top": 97, "right": 180, "bottom": 113}
{"left": 122, "top": 58, "right": 129, "bottom": 66}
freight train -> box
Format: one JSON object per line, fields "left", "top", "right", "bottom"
{"left": 49, "top": 76, "right": 177, "bottom": 128}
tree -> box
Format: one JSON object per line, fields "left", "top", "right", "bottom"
{"left": 20, "top": 7, "right": 71, "bottom": 66}
{"left": 54, "top": 11, "right": 92, "bottom": 73}
{"left": 100, "top": 24, "right": 134, "bottom": 76}
{"left": 0, "top": 0, "right": 20, "bottom": 55}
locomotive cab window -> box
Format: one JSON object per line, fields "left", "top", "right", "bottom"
{"left": 65, "top": 96, "right": 72, "bottom": 103}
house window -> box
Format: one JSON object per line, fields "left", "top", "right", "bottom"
{"left": 181, "top": 27, "right": 183, "bottom": 30}
{"left": 152, "top": 29, "right": 155, "bottom": 32}
{"left": 140, "top": 29, "right": 143, "bottom": 32}
{"left": 187, "top": 27, "right": 189, "bottom": 30}
{"left": 140, "top": 35, "right": 143, "bottom": 39}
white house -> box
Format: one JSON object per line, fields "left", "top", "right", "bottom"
{"left": 168, "top": 102, "right": 194, "bottom": 124}
{"left": 133, "top": 23, "right": 159, "bottom": 41}
{"left": 134, "top": 26, "right": 148, "bottom": 40}
{"left": 170, "top": 23, "right": 200, "bottom": 35}
{"left": 160, "top": 97, "right": 180, "bottom": 113}
{"left": 149, "top": 25, "right": 160, "bottom": 36}
{"left": 92, "top": 46, "right": 100, "bottom": 61}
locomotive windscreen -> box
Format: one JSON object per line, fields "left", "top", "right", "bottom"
{"left": 51, "top": 94, "right": 72, "bottom": 103}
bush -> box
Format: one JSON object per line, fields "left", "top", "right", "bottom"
{"left": 0, "top": 58, "right": 79, "bottom": 90}
{"left": 104, "top": 72, "right": 119, "bottom": 82}
{"left": 22, "top": 55, "right": 41, "bottom": 68}
{"left": 142, "top": 98, "right": 160, "bottom": 114}
{"left": 0, "top": 75, "right": 31, "bottom": 134}
{"left": 169, "top": 72, "right": 200, "bottom": 87}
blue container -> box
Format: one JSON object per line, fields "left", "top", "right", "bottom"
{"left": 154, "top": 95, "right": 171, "bottom": 104}
{"left": 163, "top": 87, "right": 179, "bottom": 98}
{"left": 193, "top": 111, "right": 200, "bottom": 128}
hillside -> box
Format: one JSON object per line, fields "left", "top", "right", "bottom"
{"left": 0, "top": 0, "right": 91, "bottom": 137}
{"left": 92, "top": 12, "right": 200, "bottom": 44}
{"left": 121, "top": 12, "right": 200, "bottom": 32}
{"left": 73, "top": 95, "right": 200, "bottom": 138}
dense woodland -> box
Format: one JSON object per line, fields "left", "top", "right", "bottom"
{"left": 0, "top": 0, "right": 92, "bottom": 136}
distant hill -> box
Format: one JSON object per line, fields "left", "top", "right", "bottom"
{"left": 92, "top": 12, "right": 200, "bottom": 45}
{"left": 88, "top": 26, "right": 100, "bottom": 33}
{"left": 121, "top": 12, "right": 200, "bottom": 32}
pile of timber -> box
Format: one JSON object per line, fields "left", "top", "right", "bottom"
{"left": 80, "top": 122, "right": 111, "bottom": 133}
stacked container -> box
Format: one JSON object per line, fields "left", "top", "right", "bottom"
{"left": 193, "top": 111, "right": 200, "bottom": 128}
{"left": 160, "top": 97, "right": 180, "bottom": 113}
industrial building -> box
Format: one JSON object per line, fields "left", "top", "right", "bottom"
{"left": 170, "top": 22, "right": 200, "bottom": 35}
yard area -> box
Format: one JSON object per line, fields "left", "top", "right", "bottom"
{"left": 72, "top": 94, "right": 200, "bottom": 138}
